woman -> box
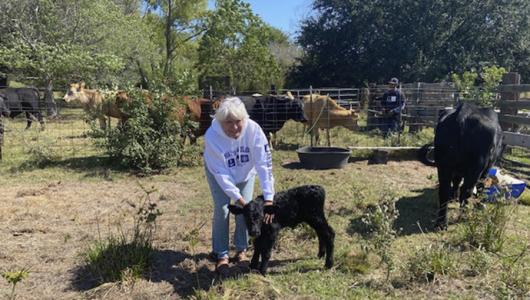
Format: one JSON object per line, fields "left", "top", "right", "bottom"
{"left": 203, "top": 97, "right": 275, "bottom": 273}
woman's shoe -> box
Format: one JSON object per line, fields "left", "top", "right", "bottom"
{"left": 216, "top": 257, "right": 230, "bottom": 278}
{"left": 235, "top": 251, "right": 249, "bottom": 263}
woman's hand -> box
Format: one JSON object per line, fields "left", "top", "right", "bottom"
{"left": 237, "top": 198, "right": 246, "bottom": 207}
{"left": 263, "top": 201, "right": 274, "bottom": 224}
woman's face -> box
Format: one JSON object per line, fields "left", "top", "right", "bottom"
{"left": 221, "top": 116, "right": 245, "bottom": 139}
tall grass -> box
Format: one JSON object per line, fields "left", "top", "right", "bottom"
{"left": 83, "top": 183, "right": 162, "bottom": 283}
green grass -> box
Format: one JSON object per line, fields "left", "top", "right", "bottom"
{"left": 1, "top": 110, "right": 529, "bottom": 299}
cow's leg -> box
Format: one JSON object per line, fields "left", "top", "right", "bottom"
{"left": 36, "top": 111, "right": 45, "bottom": 131}
{"left": 451, "top": 175, "right": 463, "bottom": 200}
{"left": 269, "top": 132, "right": 275, "bottom": 150}
{"left": 311, "top": 127, "right": 321, "bottom": 145}
{"left": 436, "top": 167, "right": 452, "bottom": 230}
{"left": 459, "top": 167, "right": 484, "bottom": 208}
{"left": 98, "top": 115, "right": 107, "bottom": 130}
{"left": 25, "top": 112, "right": 32, "bottom": 129}
{"left": 307, "top": 217, "right": 335, "bottom": 268}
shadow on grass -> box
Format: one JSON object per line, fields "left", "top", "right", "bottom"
{"left": 9, "top": 155, "right": 128, "bottom": 178}
{"left": 274, "top": 142, "right": 302, "bottom": 151}
{"left": 70, "top": 248, "right": 302, "bottom": 298}
{"left": 281, "top": 161, "right": 304, "bottom": 170}
{"left": 346, "top": 188, "right": 440, "bottom": 237}
{"left": 70, "top": 249, "right": 217, "bottom": 298}
{"left": 393, "top": 188, "right": 439, "bottom": 235}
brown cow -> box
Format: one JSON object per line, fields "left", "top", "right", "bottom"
{"left": 303, "top": 94, "right": 359, "bottom": 145}
{"left": 63, "top": 82, "right": 130, "bottom": 129}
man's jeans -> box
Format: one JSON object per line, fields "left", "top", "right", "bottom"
{"left": 205, "top": 167, "right": 255, "bottom": 259}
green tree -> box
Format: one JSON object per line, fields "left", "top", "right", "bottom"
{"left": 289, "top": 0, "right": 530, "bottom": 87}
{"left": 198, "top": 0, "right": 283, "bottom": 92}
{"left": 0, "top": 0, "right": 155, "bottom": 105}
{"left": 451, "top": 65, "right": 507, "bottom": 106}
{"left": 142, "top": 0, "right": 207, "bottom": 92}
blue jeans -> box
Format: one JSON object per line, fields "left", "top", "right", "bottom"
{"left": 205, "top": 167, "right": 256, "bottom": 259}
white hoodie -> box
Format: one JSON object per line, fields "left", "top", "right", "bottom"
{"left": 204, "top": 118, "right": 275, "bottom": 201}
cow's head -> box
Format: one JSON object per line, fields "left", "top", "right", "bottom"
{"left": 0, "top": 93, "right": 10, "bottom": 117}
{"left": 63, "top": 81, "right": 86, "bottom": 103}
{"left": 228, "top": 196, "right": 278, "bottom": 237}
{"left": 287, "top": 99, "right": 306, "bottom": 123}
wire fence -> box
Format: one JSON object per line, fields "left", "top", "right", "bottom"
{"left": 1, "top": 84, "right": 529, "bottom": 169}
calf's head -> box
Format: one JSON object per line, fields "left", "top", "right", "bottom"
{"left": 228, "top": 196, "right": 278, "bottom": 237}
{"left": 63, "top": 82, "right": 87, "bottom": 103}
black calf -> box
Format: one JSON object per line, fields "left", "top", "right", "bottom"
{"left": 229, "top": 185, "right": 335, "bottom": 275}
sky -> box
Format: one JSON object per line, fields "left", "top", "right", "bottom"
{"left": 207, "top": 0, "right": 313, "bottom": 37}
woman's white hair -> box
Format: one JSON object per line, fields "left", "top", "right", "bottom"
{"left": 215, "top": 97, "right": 249, "bottom": 121}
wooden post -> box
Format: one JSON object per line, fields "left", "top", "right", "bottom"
{"left": 499, "top": 72, "right": 520, "bottom": 131}
{"left": 326, "top": 95, "right": 331, "bottom": 147}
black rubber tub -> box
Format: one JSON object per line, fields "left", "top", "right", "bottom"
{"left": 296, "top": 146, "right": 352, "bottom": 169}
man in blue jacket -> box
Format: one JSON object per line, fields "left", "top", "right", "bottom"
{"left": 380, "top": 77, "right": 406, "bottom": 135}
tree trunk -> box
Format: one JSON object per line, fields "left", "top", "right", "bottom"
{"left": 45, "top": 78, "right": 58, "bottom": 118}
{"left": 163, "top": 0, "right": 173, "bottom": 77}
{"left": 136, "top": 60, "right": 150, "bottom": 89}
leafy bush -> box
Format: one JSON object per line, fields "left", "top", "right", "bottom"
{"left": 451, "top": 65, "right": 506, "bottom": 106}
{"left": 456, "top": 202, "right": 510, "bottom": 253}
{"left": 360, "top": 194, "right": 400, "bottom": 281}
{"left": 95, "top": 88, "right": 192, "bottom": 173}
{"left": 83, "top": 184, "right": 161, "bottom": 283}
{"left": 19, "top": 135, "right": 62, "bottom": 169}
{"left": 406, "top": 243, "right": 458, "bottom": 283}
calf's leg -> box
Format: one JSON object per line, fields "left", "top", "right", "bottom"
{"left": 307, "top": 217, "right": 335, "bottom": 268}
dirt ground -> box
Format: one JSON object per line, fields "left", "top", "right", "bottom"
{"left": 0, "top": 158, "right": 440, "bottom": 299}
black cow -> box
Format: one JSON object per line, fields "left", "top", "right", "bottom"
{"left": 228, "top": 185, "right": 335, "bottom": 275}
{"left": 0, "top": 87, "right": 57, "bottom": 129}
{"left": 240, "top": 95, "right": 306, "bottom": 141}
{"left": 431, "top": 102, "right": 504, "bottom": 230}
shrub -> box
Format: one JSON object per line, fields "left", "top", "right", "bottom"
{"left": 360, "top": 194, "right": 400, "bottom": 281}
{"left": 2, "top": 268, "right": 29, "bottom": 300}
{"left": 464, "top": 248, "right": 492, "bottom": 277}
{"left": 456, "top": 201, "right": 510, "bottom": 253}
{"left": 407, "top": 243, "right": 458, "bottom": 283}
{"left": 497, "top": 255, "right": 530, "bottom": 298}
{"left": 24, "top": 135, "right": 61, "bottom": 167}
{"left": 95, "top": 88, "right": 194, "bottom": 173}
{"left": 83, "top": 184, "right": 161, "bottom": 283}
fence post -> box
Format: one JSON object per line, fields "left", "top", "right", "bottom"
{"left": 310, "top": 85, "right": 314, "bottom": 147}
{"left": 499, "top": 72, "right": 520, "bottom": 131}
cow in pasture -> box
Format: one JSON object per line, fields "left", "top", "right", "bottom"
{"left": 302, "top": 94, "right": 359, "bottom": 144}
{"left": 63, "top": 82, "right": 131, "bottom": 129}
{"left": 229, "top": 185, "right": 335, "bottom": 275}
{"left": 197, "top": 98, "right": 221, "bottom": 138}
{"left": 239, "top": 94, "right": 306, "bottom": 146}
{"left": 0, "top": 87, "right": 56, "bottom": 130}
{"left": 430, "top": 102, "right": 504, "bottom": 230}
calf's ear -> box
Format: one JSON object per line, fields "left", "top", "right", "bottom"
{"left": 228, "top": 204, "right": 244, "bottom": 215}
